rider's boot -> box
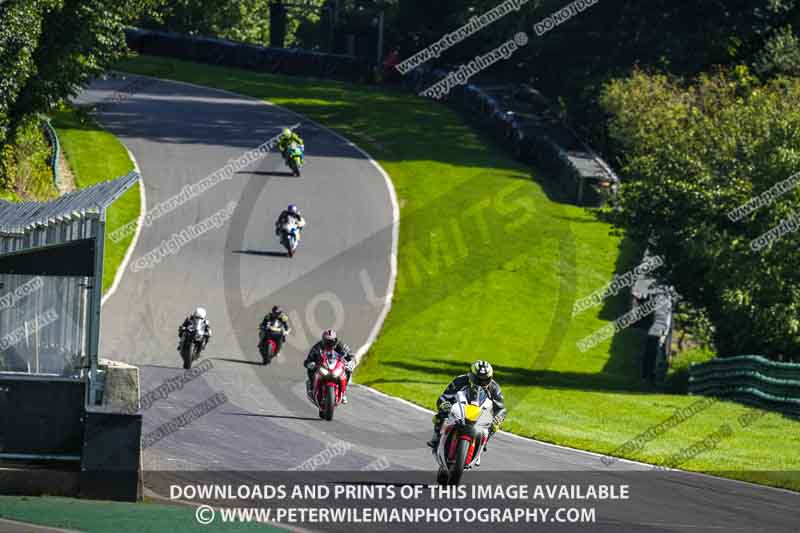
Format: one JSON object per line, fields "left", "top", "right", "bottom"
{"left": 426, "top": 429, "right": 440, "bottom": 449}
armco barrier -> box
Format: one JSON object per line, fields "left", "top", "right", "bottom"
{"left": 41, "top": 117, "right": 61, "bottom": 187}
{"left": 630, "top": 249, "right": 675, "bottom": 387}
{"left": 688, "top": 355, "right": 800, "bottom": 416}
{"left": 123, "top": 29, "right": 619, "bottom": 207}
{"left": 398, "top": 69, "right": 620, "bottom": 206}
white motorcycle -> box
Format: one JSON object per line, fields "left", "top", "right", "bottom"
{"left": 278, "top": 218, "right": 305, "bottom": 258}
{"left": 434, "top": 387, "right": 494, "bottom": 485}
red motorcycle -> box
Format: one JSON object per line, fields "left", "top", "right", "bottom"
{"left": 258, "top": 319, "right": 285, "bottom": 365}
{"left": 309, "top": 349, "right": 348, "bottom": 421}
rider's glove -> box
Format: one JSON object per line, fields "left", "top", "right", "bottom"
{"left": 345, "top": 360, "right": 355, "bottom": 372}
{"left": 438, "top": 401, "right": 452, "bottom": 414}
{"left": 306, "top": 361, "right": 316, "bottom": 370}
{"left": 491, "top": 414, "right": 504, "bottom": 433}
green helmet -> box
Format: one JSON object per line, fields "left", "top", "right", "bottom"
{"left": 282, "top": 128, "right": 292, "bottom": 137}
{"left": 469, "top": 360, "right": 493, "bottom": 389}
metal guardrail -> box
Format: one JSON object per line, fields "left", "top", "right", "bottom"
{"left": 41, "top": 117, "right": 61, "bottom": 187}
{"left": 689, "top": 355, "right": 800, "bottom": 416}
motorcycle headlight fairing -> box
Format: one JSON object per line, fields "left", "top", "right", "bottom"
{"left": 464, "top": 404, "right": 481, "bottom": 423}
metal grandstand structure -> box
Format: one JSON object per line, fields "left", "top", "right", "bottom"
{"left": 0, "top": 171, "right": 140, "bottom": 407}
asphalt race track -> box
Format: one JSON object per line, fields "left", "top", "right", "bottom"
{"left": 77, "top": 75, "right": 799, "bottom": 532}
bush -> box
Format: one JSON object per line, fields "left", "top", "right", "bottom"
{"left": 0, "top": 118, "right": 57, "bottom": 200}
{"left": 600, "top": 67, "right": 800, "bottom": 361}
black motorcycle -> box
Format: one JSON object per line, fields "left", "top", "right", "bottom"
{"left": 179, "top": 317, "right": 207, "bottom": 369}
{"left": 258, "top": 318, "right": 285, "bottom": 365}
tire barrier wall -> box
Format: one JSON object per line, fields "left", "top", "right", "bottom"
{"left": 124, "top": 28, "right": 372, "bottom": 83}
{"left": 689, "top": 355, "right": 800, "bottom": 417}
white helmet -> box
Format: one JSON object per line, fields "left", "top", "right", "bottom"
{"left": 193, "top": 307, "right": 207, "bottom": 319}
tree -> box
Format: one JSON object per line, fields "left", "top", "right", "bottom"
{"left": 0, "top": 0, "right": 59, "bottom": 145}
{"left": 1, "top": 0, "right": 162, "bottom": 141}
{"left": 600, "top": 67, "right": 800, "bottom": 360}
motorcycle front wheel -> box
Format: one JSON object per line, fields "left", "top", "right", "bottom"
{"left": 289, "top": 159, "right": 301, "bottom": 177}
{"left": 448, "top": 439, "right": 470, "bottom": 485}
{"left": 192, "top": 342, "right": 202, "bottom": 362}
{"left": 263, "top": 342, "right": 275, "bottom": 365}
{"left": 181, "top": 344, "right": 192, "bottom": 370}
{"left": 323, "top": 386, "right": 336, "bottom": 421}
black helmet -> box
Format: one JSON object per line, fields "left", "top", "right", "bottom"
{"left": 271, "top": 305, "right": 282, "bottom": 315}
{"left": 468, "top": 360, "right": 493, "bottom": 390}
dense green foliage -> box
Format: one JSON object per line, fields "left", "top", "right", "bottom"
{"left": 0, "top": 0, "right": 158, "bottom": 196}
{"left": 601, "top": 68, "right": 800, "bottom": 360}
{"left": 0, "top": 116, "right": 57, "bottom": 200}
{"left": 137, "top": 0, "right": 327, "bottom": 48}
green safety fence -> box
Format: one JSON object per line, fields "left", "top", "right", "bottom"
{"left": 688, "top": 355, "right": 800, "bottom": 416}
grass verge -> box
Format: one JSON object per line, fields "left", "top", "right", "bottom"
{"left": 0, "top": 495, "right": 284, "bottom": 532}
{"left": 51, "top": 105, "right": 140, "bottom": 295}
{"left": 115, "top": 54, "right": 800, "bottom": 490}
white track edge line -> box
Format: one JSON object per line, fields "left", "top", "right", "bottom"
{"left": 120, "top": 73, "right": 400, "bottom": 365}
{"left": 101, "top": 146, "right": 146, "bottom": 307}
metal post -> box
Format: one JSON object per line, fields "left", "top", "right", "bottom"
{"left": 377, "top": 10, "right": 385, "bottom": 67}
{"left": 34, "top": 313, "right": 39, "bottom": 373}
{"left": 87, "top": 214, "right": 105, "bottom": 406}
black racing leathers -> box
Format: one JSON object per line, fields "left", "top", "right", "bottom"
{"left": 304, "top": 340, "right": 353, "bottom": 382}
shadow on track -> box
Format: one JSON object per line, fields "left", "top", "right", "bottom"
{"left": 210, "top": 357, "right": 263, "bottom": 366}
{"left": 219, "top": 411, "right": 320, "bottom": 422}
{"left": 233, "top": 249, "right": 287, "bottom": 258}
{"left": 237, "top": 170, "right": 298, "bottom": 178}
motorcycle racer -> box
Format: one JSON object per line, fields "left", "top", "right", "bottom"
{"left": 427, "top": 360, "right": 506, "bottom": 453}
{"left": 278, "top": 127, "right": 304, "bottom": 164}
{"left": 275, "top": 204, "right": 305, "bottom": 237}
{"left": 259, "top": 305, "right": 291, "bottom": 353}
{"left": 177, "top": 307, "right": 212, "bottom": 351}
{"left": 304, "top": 329, "right": 354, "bottom": 404}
